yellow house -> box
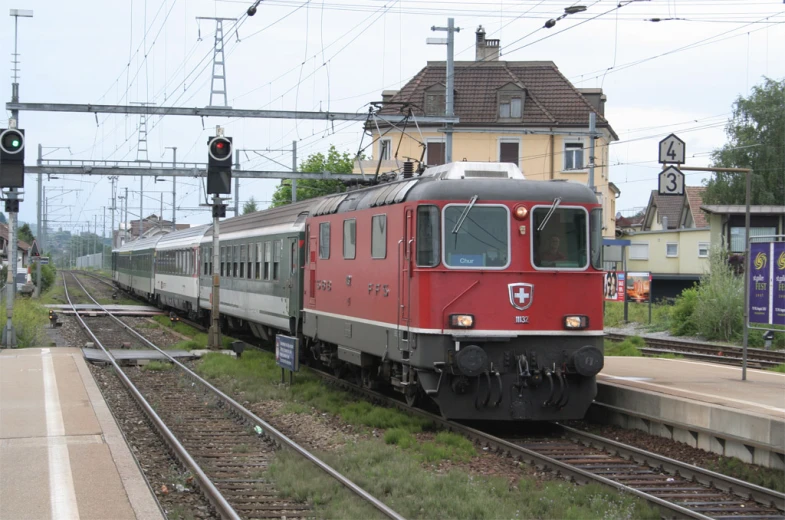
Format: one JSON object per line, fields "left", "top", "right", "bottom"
{"left": 355, "top": 26, "right": 619, "bottom": 237}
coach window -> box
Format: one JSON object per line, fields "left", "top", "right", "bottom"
{"left": 273, "top": 240, "right": 281, "bottom": 280}
{"left": 319, "top": 222, "right": 330, "bottom": 259}
{"left": 220, "top": 247, "right": 225, "bottom": 276}
{"left": 416, "top": 205, "right": 440, "bottom": 267}
{"left": 291, "top": 241, "right": 297, "bottom": 274}
{"left": 531, "top": 206, "right": 589, "bottom": 270}
{"left": 264, "top": 242, "right": 272, "bottom": 280}
{"left": 443, "top": 205, "right": 509, "bottom": 269}
{"left": 371, "top": 215, "right": 387, "bottom": 259}
{"left": 343, "top": 219, "right": 356, "bottom": 259}
{"left": 255, "top": 243, "right": 262, "bottom": 280}
{"left": 233, "top": 245, "right": 239, "bottom": 277}
{"left": 240, "top": 245, "right": 246, "bottom": 279}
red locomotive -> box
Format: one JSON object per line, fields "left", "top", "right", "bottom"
{"left": 302, "top": 161, "right": 604, "bottom": 421}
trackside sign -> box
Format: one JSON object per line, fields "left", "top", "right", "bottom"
{"left": 275, "top": 334, "right": 299, "bottom": 372}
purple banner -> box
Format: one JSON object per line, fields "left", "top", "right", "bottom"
{"left": 748, "top": 242, "right": 771, "bottom": 324}
{"left": 774, "top": 242, "right": 785, "bottom": 326}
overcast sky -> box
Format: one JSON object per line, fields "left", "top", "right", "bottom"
{"left": 2, "top": 0, "right": 784, "bottom": 237}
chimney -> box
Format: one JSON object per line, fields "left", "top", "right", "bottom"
{"left": 475, "top": 25, "right": 500, "bottom": 62}
{"left": 578, "top": 88, "right": 606, "bottom": 116}
{"left": 381, "top": 90, "right": 399, "bottom": 104}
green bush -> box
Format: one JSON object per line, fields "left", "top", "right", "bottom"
{"left": 0, "top": 298, "right": 48, "bottom": 347}
{"left": 32, "top": 264, "right": 57, "bottom": 293}
{"left": 669, "top": 286, "right": 699, "bottom": 336}
{"left": 693, "top": 249, "right": 744, "bottom": 342}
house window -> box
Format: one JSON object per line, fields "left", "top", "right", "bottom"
{"left": 371, "top": 215, "right": 387, "bottom": 259}
{"left": 319, "top": 222, "right": 330, "bottom": 259}
{"left": 379, "top": 139, "right": 392, "bottom": 161}
{"left": 499, "top": 141, "right": 519, "bottom": 166}
{"left": 427, "top": 141, "right": 445, "bottom": 166}
{"left": 730, "top": 226, "right": 776, "bottom": 253}
{"left": 666, "top": 243, "right": 679, "bottom": 257}
{"left": 564, "top": 142, "right": 585, "bottom": 170}
{"left": 343, "top": 219, "right": 356, "bottom": 259}
{"left": 499, "top": 97, "right": 522, "bottom": 118}
{"left": 629, "top": 242, "right": 649, "bottom": 260}
{"left": 698, "top": 242, "right": 709, "bottom": 258}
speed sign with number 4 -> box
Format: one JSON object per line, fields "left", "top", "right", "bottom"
{"left": 658, "top": 165, "right": 685, "bottom": 196}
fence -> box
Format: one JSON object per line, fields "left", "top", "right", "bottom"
{"left": 76, "top": 253, "right": 105, "bottom": 270}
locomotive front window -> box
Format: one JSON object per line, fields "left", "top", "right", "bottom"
{"left": 532, "top": 207, "right": 589, "bottom": 270}
{"left": 443, "top": 205, "right": 509, "bottom": 269}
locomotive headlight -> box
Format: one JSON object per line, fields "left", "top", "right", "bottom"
{"left": 513, "top": 204, "right": 528, "bottom": 220}
{"left": 564, "top": 315, "right": 589, "bottom": 329}
{"left": 449, "top": 314, "right": 474, "bottom": 328}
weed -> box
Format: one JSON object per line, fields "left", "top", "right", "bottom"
{"left": 706, "top": 457, "right": 785, "bottom": 493}
{"left": 280, "top": 402, "right": 310, "bottom": 415}
{"left": 604, "top": 336, "right": 645, "bottom": 356}
{"left": 0, "top": 298, "right": 48, "bottom": 347}
{"left": 604, "top": 301, "right": 671, "bottom": 330}
{"left": 142, "top": 360, "right": 174, "bottom": 371}
{"left": 769, "top": 363, "right": 785, "bottom": 373}
{"left": 153, "top": 315, "right": 203, "bottom": 337}
{"left": 232, "top": 443, "right": 251, "bottom": 453}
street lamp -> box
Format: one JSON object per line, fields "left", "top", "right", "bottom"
{"left": 544, "top": 5, "right": 587, "bottom": 28}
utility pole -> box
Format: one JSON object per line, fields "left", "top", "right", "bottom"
{"left": 102, "top": 206, "right": 106, "bottom": 269}
{"left": 159, "top": 193, "right": 163, "bottom": 229}
{"left": 292, "top": 140, "right": 297, "bottom": 203}
{"left": 430, "top": 18, "right": 460, "bottom": 163}
{"left": 124, "top": 187, "right": 129, "bottom": 242}
{"left": 3, "top": 9, "right": 33, "bottom": 347}
{"left": 34, "top": 143, "right": 42, "bottom": 298}
{"left": 165, "top": 147, "right": 177, "bottom": 231}
{"left": 209, "top": 194, "right": 222, "bottom": 350}
{"left": 196, "top": 16, "right": 237, "bottom": 108}
{"left": 234, "top": 149, "right": 240, "bottom": 215}
{"left": 587, "top": 112, "right": 597, "bottom": 190}
{"left": 109, "top": 176, "right": 117, "bottom": 248}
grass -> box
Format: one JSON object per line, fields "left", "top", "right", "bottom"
{"left": 768, "top": 363, "right": 785, "bottom": 373}
{"left": 267, "top": 441, "right": 660, "bottom": 520}
{"left": 706, "top": 457, "right": 785, "bottom": 493}
{"left": 142, "top": 360, "right": 174, "bottom": 371}
{"left": 0, "top": 297, "right": 49, "bottom": 347}
{"left": 604, "top": 300, "right": 672, "bottom": 330}
{"left": 604, "top": 336, "right": 645, "bottom": 357}
{"left": 195, "top": 350, "right": 660, "bottom": 518}
{"left": 153, "top": 315, "right": 203, "bottom": 337}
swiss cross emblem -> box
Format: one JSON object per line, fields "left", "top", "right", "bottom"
{"left": 508, "top": 283, "right": 534, "bottom": 311}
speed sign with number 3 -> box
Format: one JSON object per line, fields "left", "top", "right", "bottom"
{"left": 658, "top": 166, "right": 685, "bottom": 196}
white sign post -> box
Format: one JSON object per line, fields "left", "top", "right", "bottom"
{"left": 658, "top": 133, "right": 686, "bottom": 165}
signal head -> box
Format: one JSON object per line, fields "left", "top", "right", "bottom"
{"left": 0, "top": 129, "right": 25, "bottom": 154}
{"left": 208, "top": 136, "right": 232, "bottom": 161}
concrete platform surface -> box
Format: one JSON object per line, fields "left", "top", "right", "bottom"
{"left": 0, "top": 347, "right": 164, "bottom": 520}
{"left": 599, "top": 357, "right": 785, "bottom": 419}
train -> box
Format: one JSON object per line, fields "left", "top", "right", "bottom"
{"left": 113, "top": 161, "right": 605, "bottom": 421}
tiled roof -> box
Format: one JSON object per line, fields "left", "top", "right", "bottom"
{"left": 684, "top": 186, "right": 708, "bottom": 228}
{"left": 381, "top": 61, "right": 617, "bottom": 137}
{"left": 616, "top": 215, "right": 643, "bottom": 228}
{"left": 649, "top": 190, "right": 684, "bottom": 229}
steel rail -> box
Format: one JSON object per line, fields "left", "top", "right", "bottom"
{"left": 68, "top": 272, "right": 406, "bottom": 520}
{"left": 62, "top": 273, "right": 241, "bottom": 520}
{"left": 310, "top": 368, "right": 784, "bottom": 520}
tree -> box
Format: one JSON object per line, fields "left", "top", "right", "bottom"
{"left": 243, "top": 197, "right": 259, "bottom": 215}
{"left": 270, "top": 145, "right": 354, "bottom": 207}
{"left": 18, "top": 223, "right": 35, "bottom": 245}
{"left": 704, "top": 78, "right": 785, "bottom": 206}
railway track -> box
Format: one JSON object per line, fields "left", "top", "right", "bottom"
{"left": 606, "top": 333, "right": 785, "bottom": 369}
{"left": 64, "top": 272, "right": 403, "bottom": 520}
{"left": 74, "top": 272, "right": 785, "bottom": 518}
{"left": 310, "top": 370, "right": 785, "bottom": 520}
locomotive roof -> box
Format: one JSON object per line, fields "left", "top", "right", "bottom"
{"left": 312, "top": 176, "right": 598, "bottom": 216}
{"left": 156, "top": 224, "right": 211, "bottom": 249}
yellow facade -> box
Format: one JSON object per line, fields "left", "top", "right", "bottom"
{"left": 626, "top": 229, "right": 711, "bottom": 275}
{"left": 355, "top": 129, "right": 616, "bottom": 237}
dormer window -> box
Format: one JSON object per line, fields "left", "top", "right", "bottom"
{"left": 496, "top": 82, "right": 525, "bottom": 122}
{"left": 499, "top": 97, "right": 522, "bottom": 118}
{"left": 424, "top": 84, "right": 446, "bottom": 116}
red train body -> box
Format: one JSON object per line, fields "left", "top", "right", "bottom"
{"left": 302, "top": 162, "right": 604, "bottom": 421}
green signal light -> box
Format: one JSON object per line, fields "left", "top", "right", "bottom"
{"left": 11, "top": 139, "right": 20, "bottom": 148}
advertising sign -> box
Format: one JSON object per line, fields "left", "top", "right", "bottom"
{"left": 626, "top": 272, "right": 651, "bottom": 303}
{"left": 275, "top": 334, "right": 299, "bottom": 372}
{"left": 749, "top": 242, "right": 771, "bottom": 324}
{"left": 603, "top": 271, "right": 625, "bottom": 301}
{"left": 775, "top": 242, "right": 785, "bottom": 326}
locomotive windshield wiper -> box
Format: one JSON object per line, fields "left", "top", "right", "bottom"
{"left": 452, "top": 195, "right": 479, "bottom": 234}
{"left": 537, "top": 197, "right": 562, "bottom": 232}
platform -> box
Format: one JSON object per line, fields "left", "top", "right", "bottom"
{"left": 590, "top": 357, "right": 785, "bottom": 469}
{"left": 0, "top": 347, "right": 164, "bottom": 520}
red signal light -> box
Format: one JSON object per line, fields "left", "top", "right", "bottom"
{"left": 216, "top": 142, "right": 225, "bottom": 150}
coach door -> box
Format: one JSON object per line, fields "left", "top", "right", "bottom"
{"left": 286, "top": 237, "right": 300, "bottom": 315}
{"left": 308, "top": 226, "right": 317, "bottom": 306}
